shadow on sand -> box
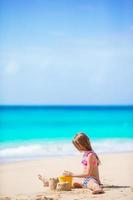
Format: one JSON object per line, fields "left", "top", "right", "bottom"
{"left": 102, "top": 184, "right": 130, "bottom": 189}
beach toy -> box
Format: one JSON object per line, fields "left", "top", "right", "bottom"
{"left": 58, "top": 176, "right": 72, "bottom": 187}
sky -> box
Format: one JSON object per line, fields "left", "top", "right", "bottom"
{"left": 0, "top": 0, "right": 133, "bottom": 105}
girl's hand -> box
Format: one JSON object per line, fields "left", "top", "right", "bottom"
{"left": 63, "top": 170, "right": 73, "bottom": 176}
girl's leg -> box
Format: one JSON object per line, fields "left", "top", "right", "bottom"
{"left": 72, "top": 178, "right": 83, "bottom": 188}
{"left": 87, "top": 179, "right": 104, "bottom": 194}
{"left": 72, "top": 182, "right": 83, "bottom": 188}
{"left": 38, "top": 174, "right": 49, "bottom": 187}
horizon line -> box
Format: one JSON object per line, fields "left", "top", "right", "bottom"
{"left": 0, "top": 104, "right": 133, "bottom": 107}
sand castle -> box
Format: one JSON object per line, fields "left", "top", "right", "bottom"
{"left": 48, "top": 176, "right": 72, "bottom": 191}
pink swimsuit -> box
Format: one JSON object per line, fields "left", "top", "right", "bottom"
{"left": 81, "top": 151, "right": 98, "bottom": 167}
{"left": 81, "top": 151, "right": 99, "bottom": 187}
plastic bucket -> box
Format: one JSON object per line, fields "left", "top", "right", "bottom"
{"left": 58, "top": 176, "right": 72, "bottom": 187}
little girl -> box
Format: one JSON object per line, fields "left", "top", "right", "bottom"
{"left": 63, "top": 132, "right": 104, "bottom": 194}
{"left": 38, "top": 132, "right": 103, "bottom": 194}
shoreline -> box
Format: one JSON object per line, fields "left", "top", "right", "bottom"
{"left": 0, "top": 152, "right": 133, "bottom": 200}
{"left": 1, "top": 138, "right": 133, "bottom": 164}
{"left": 1, "top": 150, "right": 133, "bottom": 165}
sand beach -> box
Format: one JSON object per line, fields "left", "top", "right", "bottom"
{"left": 0, "top": 152, "right": 133, "bottom": 200}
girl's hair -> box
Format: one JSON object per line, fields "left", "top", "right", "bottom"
{"left": 72, "top": 132, "right": 100, "bottom": 164}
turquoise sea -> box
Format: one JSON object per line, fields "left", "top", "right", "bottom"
{"left": 0, "top": 106, "right": 133, "bottom": 163}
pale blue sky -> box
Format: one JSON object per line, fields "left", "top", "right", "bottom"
{"left": 0, "top": 0, "right": 133, "bottom": 105}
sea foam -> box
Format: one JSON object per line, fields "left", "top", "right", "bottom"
{"left": 0, "top": 139, "right": 133, "bottom": 163}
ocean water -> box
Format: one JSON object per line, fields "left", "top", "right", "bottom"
{"left": 0, "top": 106, "right": 133, "bottom": 163}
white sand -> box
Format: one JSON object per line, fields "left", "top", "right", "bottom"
{"left": 0, "top": 152, "right": 133, "bottom": 200}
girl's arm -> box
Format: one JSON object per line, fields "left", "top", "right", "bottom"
{"left": 63, "top": 154, "right": 95, "bottom": 178}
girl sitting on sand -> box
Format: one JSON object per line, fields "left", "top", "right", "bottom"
{"left": 38, "top": 132, "right": 103, "bottom": 194}
{"left": 63, "top": 132, "right": 104, "bottom": 194}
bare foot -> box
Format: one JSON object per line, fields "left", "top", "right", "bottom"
{"left": 38, "top": 174, "right": 49, "bottom": 187}
{"left": 92, "top": 187, "right": 104, "bottom": 194}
